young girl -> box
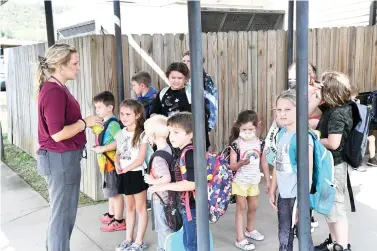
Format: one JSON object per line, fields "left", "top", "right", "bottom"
{"left": 115, "top": 99, "right": 149, "bottom": 251}
{"left": 150, "top": 62, "right": 211, "bottom": 150}
{"left": 229, "top": 110, "right": 270, "bottom": 251}
{"left": 269, "top": 90, "right": 314, "bottom": 251}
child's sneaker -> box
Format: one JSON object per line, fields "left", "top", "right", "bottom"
{"left": 311, "top": 217, "right": 319, "bottom": 228}
{"left": 128, "top": 243, "right": 148, "bottom": 251}
{"left": 101, "top": 219, "right": 126, "bottom": 232}
{"left": 244, "top": 229, "right": 264, "bottom": 241}
{"left": 235, "top": 239, "right": 255, "bottom": 250}
{"left": 115, "top": 240, "right": 133, "bottom": 251}
{"left": 367, "top": 157, "right": 377, "bottom": 167}
{"left": 100, "top": 213, "right": 114, "bottom": 224}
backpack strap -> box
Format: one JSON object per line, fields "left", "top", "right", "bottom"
{"left": 179, "top": 145, "right": 194, "bottom": 221}
{"left": 159, "top": 87, "right": 170, "bottom": 101}
{"left": 185, "top": 84, "right": 192, "bottom": 104}
{"left": 347, "top": 169, "right": 356, "bottom": 212}
{"left": 98, "top": 117, "right": 119, "bottom": 146}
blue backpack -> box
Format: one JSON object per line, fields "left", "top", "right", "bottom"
{"left": 277, "top": 128, "right": 336, "bottom": 215}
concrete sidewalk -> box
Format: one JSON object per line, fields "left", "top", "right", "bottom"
{"left": 2, "top": 161, "right": 377, "bottom": 251}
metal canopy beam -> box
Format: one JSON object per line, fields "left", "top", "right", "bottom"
{"left": 113, "top": 0, "right": 125, "bottom": 103}
{"left": 370, "top": 1, "right": 377, "bottom": 26}
{"left": 44, "top": 1, "right": 55, "bottom": 46}
{"left": 296, "top": 1, "right": 311, "bottom": 250}
{"left": 187, "top": 1, "right": 210, "bottom": 251}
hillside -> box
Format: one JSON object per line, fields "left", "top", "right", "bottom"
{"left": 0, "top": 1, "right": 72, "bottom": 42}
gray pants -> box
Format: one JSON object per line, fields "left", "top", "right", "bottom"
{"left": 37, "top": 149, "right": 82, "bottom": 251}
{"left": 152, "top": 200, "right": 173, "bottom": 251}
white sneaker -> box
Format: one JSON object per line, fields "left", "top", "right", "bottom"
{"left": 235, "top": 239, "right": 255, "bottom": 250}
{"left": 245, "top": 229, "right": 265, "bottom": 241}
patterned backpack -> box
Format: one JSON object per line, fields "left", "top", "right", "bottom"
{"left": 179, "top": 146, "right": 233, "bottom": 223}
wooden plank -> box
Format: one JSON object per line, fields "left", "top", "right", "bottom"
{"left": 237, "top": 32, "right": 248, "bottom": 113}
{"left": 246, "top": 31, "right": 252, "bottom": 110}
{"left": 330, "top": 28, "right": 340, "bottom": 71}
{"left": 153, "top": 34, "right": 165, "bottom": 90}
{"left": 141, "top": 34, "right": 153, "bottom": 84}
{"left": 163, "top": 34, "right": 175, "bottom": 71}
{"left": 347, "top": 27, "right": 357, "bottom": 82}
{"left": 217, "top": 32, "right": 228, "bottom": 148}
{"left": 354, "top": 26, "right": 365, "bottom": 91}
{"left": 317, "top": 29, "right": 324, "bottom": 75}
{"left": 363, "top": 26, "right": 373, "bottom": 91}
{"left": 121, "top": 35, "right": 131, "bottom": 99}
{"left": 174, "top": 34, "right": 185, "bottom": 61}
{"left": 311, "top": 28, "right": 318, "bottom": 70}
{"left": 206, "top": 32, "right": 218, "bottom": 151}
{"left": 266, "top": 30, "right": 277, "bottom": 130}
{"left": 338, "top": 27, "right": 348, "bottom": 74}
{"left": 308, "top": 29, "right": 313, "bottom": 64}
{"left": 371, "top": 25, "right": 377, "bottom": 91}
{"left": 257, "top": 31, "right": 267, "bottom": 136}
{"left": 227, "top": 32, "right": 238, "bottom": 139}
{"left": 276, "top": 30, "right": 287, "bottom": 95}
{"left": 250, "top": 31, "right": 258, "bottom": 111}
{"left": 128, "top": 35, "right": 141, "bottom": 99}
{"left": 202, "top": 33, "right": 208, "bottom": 72}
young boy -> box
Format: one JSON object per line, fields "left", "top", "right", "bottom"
{"left": 149, "top": 112, "right": 198, "bottom": 251}
{"left": 92, "top": 91, "right": 126, "bottom": 232}
{"left": 143, "top": 115, "right": 173, "bottom": 251}
{"left": 350, "top": 86, "right": 376, "bottom": 172}
{"left": 132, "top": 71, "right": 158, "bottom": 119}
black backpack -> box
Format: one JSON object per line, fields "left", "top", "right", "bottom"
{"left": 367, "top": 91, "right": 377, "bottom": 123}
{"left": 98, "top": 117, "right": 124, "bottom": 167}
{"left": 148, "top": 150, "right": 183, "bottom": 232}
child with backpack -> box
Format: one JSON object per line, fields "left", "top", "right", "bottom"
{"left": 149, "top": 112, "right": 199, "bottom": 251}
{"left": 132, "top": 71, "right": 158, "bottom": 119}
{"left": 228, "top": 110, "right": 270, "bottom": 250}
{"left": 143, "top": 115, "right": 174, "bottom": 251}
{"left": 310, "top": 72, "right": 354, "bottom": 251}
{"left": 269, "top": 89, "right": 314, "bottom": 251}
{"left": 91, "top": 91, "right": 125, "bottom": 232}
{"left": 115, "top": 99, "right": 149, "bottom": 251}
{"left": 150, "top": 62, "right": 211, "bottom": 150}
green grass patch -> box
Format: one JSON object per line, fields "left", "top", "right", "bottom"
{"left": 2, "top": 134, "right": 98, "bottom": 206}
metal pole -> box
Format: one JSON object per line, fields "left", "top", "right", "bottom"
{"left": 287, "top": 0, "right": 294, "bottom": 76}
{"left": 187, "top": 1, "right": 210, "bottom": 251}
{"left": 44, "top": 0, "right": 55, "bottom": 46}
{"left": 370, "top": 1, "right": 377, "bottom": 26}
{"left": 296, "top": 1, "right": 310, "bottom": 250}
{"left": 114, "top": 0, "right": 125, "bottom": 103}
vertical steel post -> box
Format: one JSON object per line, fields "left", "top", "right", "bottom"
{"left": 44, "top": 0, "right": 55, "bottom": 46}
{"left": 187, "top": 1, "right": 210, "bottom": 251}
{"left": 114, "top": 0, "right": 125, "bottom": 103}
{"left": 296, "top": 1, "right": 310, "bottom": 250}
{"left": 370, "top": 1, "right": 377, "bottom": 26}
{"left": 287, "top": 0, "right": 294, "bottom": 84}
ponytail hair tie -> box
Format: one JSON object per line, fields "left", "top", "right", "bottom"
{"left": 38, "top": 56, "right": 48, "bottom": 69}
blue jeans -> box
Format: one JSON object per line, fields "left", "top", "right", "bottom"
{"left": 181, "top": 208, "right": 197, "bottom": 251}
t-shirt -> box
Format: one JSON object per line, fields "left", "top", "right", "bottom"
{"left": 151, "top": 144, "right": 172, "bottom": 202}
{"left": 116, "top": 128, "right": 148, "bottom": 172}
{"left": 172, "top": 144, "right": 196, "bottom": 209}
{"left": 96, "top": 116, "right": 122, "bottom": 173}
{"left": 317, "top": 105, "right": 353, "bottom": 166}
{"left": 38, "top": 82, "right": 86, "bottom": 152}
{"left": 137, "top": 87, "right": 158, "bottom": 119}
{"left": 276, "top": 130, "right": 313, "bottom": 198}
{"left": 233, "top": 137, "right": 262, "bottom": 185}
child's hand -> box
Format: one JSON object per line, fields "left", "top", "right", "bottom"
{"left": 240, "top": 159, "right": 250, "bottom": 166}
{"left": 115, "top": 162, "right": 122, "bottom": 174}
{"left": 144, "top": 174, "right": 156, "bottom": 185}
{"left": 148, "top": 184, "right": 165, "bottom": 194}
{"left": 91, "top": 146, "right": 105, "bottom": 154}
{"left": 269, "top": 192, "right": 278, "bottom": 212}
{"left": 265, "top": 179, "right": 271, "bottom": 194}
{"left": 121, "top": 167, "right": 131, "bottom": 174}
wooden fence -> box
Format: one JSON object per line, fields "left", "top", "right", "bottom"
{"left": 6, "top": 26, "right": 377, "bottom": 199}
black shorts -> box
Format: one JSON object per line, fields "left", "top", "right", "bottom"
{"left": 118, "top": 170, "right": 148, "bottom": 195}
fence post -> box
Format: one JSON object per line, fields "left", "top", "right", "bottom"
{"left": 0, "top": 121, "right": 4, "bottom": 162}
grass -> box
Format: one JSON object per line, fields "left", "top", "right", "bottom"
{"left": 2, "top": 134, "right": 98, "bottom": 206}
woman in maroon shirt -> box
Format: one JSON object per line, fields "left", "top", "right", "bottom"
{"left": 36, "top": 43, "right": 101, "bottom": 251}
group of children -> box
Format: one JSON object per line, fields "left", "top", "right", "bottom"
{"left": 89, "top": 61, "right": 359, "bottom": 251}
